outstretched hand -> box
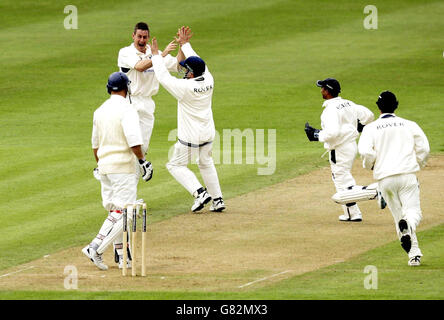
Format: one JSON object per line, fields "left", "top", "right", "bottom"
{"left": 162, "top": 40, "right": 178, "bottom": 57}
{"left": 151, "top": 37, "right": 159, "bottom": 55}
{"left": 175, "top": 26, "right": 193, "bottom": 45}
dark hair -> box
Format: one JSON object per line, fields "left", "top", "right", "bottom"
{"left": 377, "top": 103, "right": 397, "bottom": 113}
{"left": 134, "top": 22, "right": 149, "bottom": 34}
{"left": 328, "top": 89, "right": 339, "bottom": 98}
{"left": 376, "top": 91, "right": 398, "bottom": 113}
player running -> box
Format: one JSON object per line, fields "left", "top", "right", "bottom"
{"left": 150, "top": 26, "right": 225, "bottom": 213}
{"left": 358, "top": 91, "right": 430, "bottom": 266}
{"left": 305, "top": 78, "right": 374, "bottom": 222}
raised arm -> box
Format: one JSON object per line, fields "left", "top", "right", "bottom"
{"left": 118, "top": 41, "right": 177, "bottom": 74}
{"left": 161, "top": 40, "right": 180, "bottom": 72}
{"left": 175, "top": 26, "right": 209, "bottom": 74}
{"left": 176, "top": 26, "right": 197, "bottom": 57}
{"left": 150, "top": 37, "right": 187, "bottom": 100}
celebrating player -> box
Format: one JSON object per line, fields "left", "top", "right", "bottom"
{"left": 150, "top": 27, "right": 225, "bottom": 213}
{"left": 305, "top": 78, "right": 374, "bottom": 222}
{"left": 358, "top": 91, "right": 430, "bottom": 266}
{"left": 82, "top": 72, "right": 153, "bottom": 270}
{"left": 117, "top": 22, "right": 182, "bottom": 155}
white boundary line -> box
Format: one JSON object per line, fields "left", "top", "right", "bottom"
{"left": 238, "top": 270, "right": 292, "bottom": 289}
{"left": 0, "top": 266, "right": 35, "bottom": 279}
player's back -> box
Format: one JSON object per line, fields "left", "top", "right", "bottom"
{"left": 93, "top": 96, "right": 138, "bottom": 173}
{"left": 320, "top": 97, "right": 373, "bottom": 149}
{"left": 177, "top": 71, "right": 215, "bottom": 144}
{"left": 366, "top": 114, "right": 420, "bottom": 179}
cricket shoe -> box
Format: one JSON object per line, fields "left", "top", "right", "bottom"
{"left": 408, "top": 256, "right": 421, "bottom": 267}
{"left": 210, "top": 197, "right": 226, "bottom": 212}
{"left": 118, "top": 256, "right": 132, "bottom": 269}
{"left": 377, "top": 191, "right": 387, "bottom": 210}
{"left": 89, "top": 247, "right": 108, "bottom": 271}
{"left": 339, "top": 214, "right": 362, "bottom": 222}
{"left": 339, "top": 203, "right": 362, "bottom": 222}
{"left": 398, "top": 219, "right": 412, "bottom": 253}
{"left": 82, "top": 245, "right": 93, "bottom": 262}
{"left": 191, "top": 188, "right": 212, "bottom": 212}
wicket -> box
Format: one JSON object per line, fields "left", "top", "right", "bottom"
{"left": 122, "top": 202, "right": 147, "bottom": 277}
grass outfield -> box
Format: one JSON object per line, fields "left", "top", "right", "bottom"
{"left": 0, "top": 0, "right": 443, "bottom": 299}
{"left": 0, "top": 224, "right": 442, "bottom": 300}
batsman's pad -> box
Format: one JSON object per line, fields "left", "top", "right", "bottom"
{"left": 97, "top": 206, "right": 134, "bottom": 255}
{"left": 332, "top": 184, "right": 378, "bottom": 204}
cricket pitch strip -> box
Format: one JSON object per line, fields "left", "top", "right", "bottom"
{"left": 1, "top": 156, "right": 443, "bottom": 292}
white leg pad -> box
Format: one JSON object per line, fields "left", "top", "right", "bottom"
{"left": 332, "top": 185, "right": 378, "bottom": 204}
{"left": 97, "top": 211, "right": 132, "bottom": 255}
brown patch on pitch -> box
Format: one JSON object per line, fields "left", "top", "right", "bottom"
{"left": 1, "top": 156, "right": 443, "bottom": 292}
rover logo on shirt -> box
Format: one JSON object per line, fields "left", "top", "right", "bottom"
{"left": 194, "top": 85, "right": 213, "bottom": 93}
{"left": 376, "top": 122, "right": 405, "bottom": 130}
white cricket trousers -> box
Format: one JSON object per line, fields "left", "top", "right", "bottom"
{"left": 92, "top": 173, "right": 138, "bottom": 255}
{"left": 167, "top": 141, "right": 223, "bottom": 199}
{"left": 130, "top": 95, "right": 155, "bottom": 155}
{"left": 329, "top": 141, "right": 361, "bottom": 216}
{"left": 378, "top": 173, "right": 423, "bottom": 258}
{"left": 100, "top": 173, "right": 138, "bottom": 211}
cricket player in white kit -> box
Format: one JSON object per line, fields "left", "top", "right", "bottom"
{"left": 305, "top": 78, "right": 374, "bottom": 221}
{"left": 150, "top": 27, "right": 225, "bottom": 213}
{"left": 358, "top": 91, "right": 430, "bottom": 266}
{"left": 82, "top": 72, "right": 153, "bottom": 270}
{"left": 118, "top": 22, "right": 181, "bottom": 154}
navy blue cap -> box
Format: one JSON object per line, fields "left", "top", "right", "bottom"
{"left": 316, "top": 78, "right": 341, "bottom": 94}
{"left": 107, "top": 72, "right": 130, "bottom": 94}
{"left": 180, "top": 56, "right": 206, "bottom": 77}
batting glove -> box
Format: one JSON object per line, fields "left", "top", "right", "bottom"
{"left": 305, "top": 122, "right": 320, "bottom": 141}
{"left": 139, "top": 159, "right": 153, "bottom": 182}
{"left": 93, "top": 167, "right": 101, "bottom": 181}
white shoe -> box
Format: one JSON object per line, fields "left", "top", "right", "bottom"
{"left": 339, "top": 204, "right": 362, "bottom": 222}
{"left": 89, "top": 247, "right": 108, "bottom": 270}
{"left": 118, "top": 255, "right": 132, "bottom": 269}
{"left": 191, "top": 189, "right": 212, "bottom": 212}
{"left": 399, "top": 219, "right": 412, "bottom": 253}
{"left": 210, "top": 198, "right": 226, "bottom": 212}
{"left": 339, "top": 214, "right": 362, "bottom": 222}
{"left": 82, "top": 245, "right": 93, "bottom": 262}
{"left": 408, "top": 256, "right": 421, "bottom": 266}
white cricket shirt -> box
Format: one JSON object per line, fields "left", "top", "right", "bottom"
{"left": 358, "top": 113, "right": 430, "bottom": 180}
{"left": 92, "top": 95, "right": 143, "bottom": 174}
{"left": 117, "top": 43, "right": 178, "bottom": 98}
{"left": 318, "top": 97, "right": 374, "bottom": 150}
{"left": 151, "top": 43, "right": 215, "bottom": 145}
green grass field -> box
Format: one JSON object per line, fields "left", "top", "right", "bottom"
{"left": 0, "top": 0, "right": 443, "bottom": 300}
